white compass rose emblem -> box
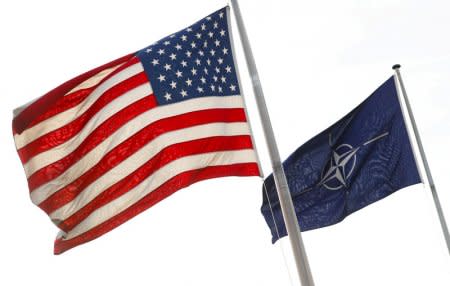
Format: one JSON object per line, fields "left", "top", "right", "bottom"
{"left": 319, "top": 132, "right": 389, "bottom": 191}
{"left": 319, "top": 144, "right": 359, "bottom": 190}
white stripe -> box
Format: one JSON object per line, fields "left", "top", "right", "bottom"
{"left": 13, "top": 63, "right": 124, "bottom": 119}
{"left": 67, "top": 63, "right": 124, "bottom": 95}
{"left": 23, "top": 83, "right": 152, "bottom": 177}
{"left": 30, "top": 96, "right": 246, "bottom": 205}
{"left": 14, "top": 62, "right": 145, "bottom": 149}
{"left": 62, "top": 149, "right": 258, "bottom": 240}
{"left": 50, "top": 122, "right": 252, "bottom": 221}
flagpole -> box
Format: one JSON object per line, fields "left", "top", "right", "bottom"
{"left": 393, "top": 64, "right": 450, "bottom": 255}
{"left": 229, "top": 1, "right": 315, "bottom": 285}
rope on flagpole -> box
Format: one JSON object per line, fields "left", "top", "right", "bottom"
{"left": 262, "top": 180, "right": 282, "bottom": 242}
{"left": 262, "top": 179, "right": 296, "bottom": 286}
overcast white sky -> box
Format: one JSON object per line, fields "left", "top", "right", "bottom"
{"left": 1, "top": 1, "right": 450, "bottom": 285}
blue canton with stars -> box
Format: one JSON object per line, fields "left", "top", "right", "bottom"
{"left": 136, "top": 7, "right": 240, "bottom": 105}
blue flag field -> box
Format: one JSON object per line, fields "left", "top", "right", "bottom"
{"left": 262, "top": 76, "right": 422, "bottom": 242}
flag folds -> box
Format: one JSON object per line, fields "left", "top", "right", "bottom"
{"left": 261, "top": 77, "right": 421, "bottom": 242}
{"left": 12, "top": 7, "right": 260, "bottom": 254}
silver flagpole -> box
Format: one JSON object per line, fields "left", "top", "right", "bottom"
{"left": 393, "top": 64, "right": 450, "bottom": 255}
{"left": 229, "top": 1, "right": 315, "bottom": 285}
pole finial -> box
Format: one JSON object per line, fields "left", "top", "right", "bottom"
{"left": 392, "top": 64, "right": 401, "bottom": 70}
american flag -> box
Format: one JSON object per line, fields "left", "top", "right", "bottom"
{"left": 12, "top": 7, "right": 261, "bottom": 254}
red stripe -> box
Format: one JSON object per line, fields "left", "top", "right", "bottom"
{"left": 18, "top": 72, "right": 149, "bottom": 163}
{"left": 25, "top": 57, "right": 141, "bottom": 129}
{"left": 46, "top": 135, "right": 255, "bottom": 228}
{"left": 12, "top": 53, "right": 136, "bottom": 135}
{"left": 28, "top": 108, "right": 247, "bottom": 192}
{"left": 30, "top": 91, "right": 90, "bottom": 128}
{"left": 53, "top": 162, "right": 260, "bottom": 254}
{"left": 27, "top": 95, "right": 157, "bottom": 191}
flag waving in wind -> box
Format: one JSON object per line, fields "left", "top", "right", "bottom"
{"left": 261, "top": 77, "right": 421, "bottom": 242}
{"left": 12, "top": 7, "right": 260, "bottom": 254}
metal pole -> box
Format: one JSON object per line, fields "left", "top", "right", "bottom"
{"left": 393, "top": 64, "right": 450, "bottom": 255}
{"left": 229, "top": 1, "right": 315, "bottom": 285}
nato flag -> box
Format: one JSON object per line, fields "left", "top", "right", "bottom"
{"left": 262, "top": 76, "right": 422, "bottom": 243}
